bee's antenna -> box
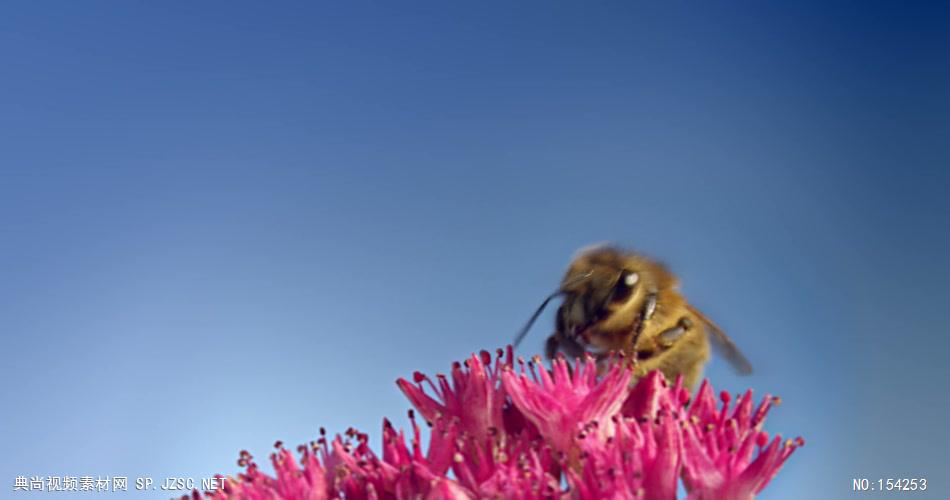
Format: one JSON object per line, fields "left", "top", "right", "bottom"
{"left": 512, "top": 291, "right": 562, "bottom": 350}
{"left": 513, "top": 271, "right": 594, "bottom": 350}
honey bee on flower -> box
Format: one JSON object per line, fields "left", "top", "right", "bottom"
{"left": 515, "top": 245, "right": 753, "bottom": 388}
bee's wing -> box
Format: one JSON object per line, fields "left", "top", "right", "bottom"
{"left": 687, "top": 305, "right": 753, "bottom": 375}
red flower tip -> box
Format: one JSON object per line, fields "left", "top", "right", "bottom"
{"left": 720, "top": 390, "right": 731, "bottom": 403}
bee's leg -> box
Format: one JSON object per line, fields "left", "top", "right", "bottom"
{"left": 657, "top": 317, "right": 693, "bottom": 347}
{"left": 658, "top": 326, "right": 687, "bottom": 347}
{"left": 651, "top": 318, "right": 709, "bottom": 389}
{"left": 642, "top": 292, "right": 658, "bottom": 321}
{"left": 544, "top": 334, "right": 560, "bottom": 360}
{"left": 545, "top": 331, "right": 587, "bottom": 360}
{"left": 560, "top": 334, "right": 588, "bottom": 361}
{"left": 545, "top": 332, "right": 586, "bottom": 378}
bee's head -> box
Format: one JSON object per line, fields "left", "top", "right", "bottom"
{"left": 512, "top": 245, "right": 675, "bottom": 351}
{"left": 559, "top": 246, "right": 682, "bottom": 350}
{"left": 557, "top": 247, "right": 644, "bottom": 343}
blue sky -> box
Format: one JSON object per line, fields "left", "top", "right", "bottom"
{"left": 2, "top": 2, "right": 948, "bottom": 498}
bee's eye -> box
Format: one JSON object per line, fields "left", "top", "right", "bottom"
{"left": 611, "top": 272, "right": 638, "bottom": 303}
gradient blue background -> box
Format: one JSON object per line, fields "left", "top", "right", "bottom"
{"left": 2, "top": 2, "right": 948, "bottom": 498}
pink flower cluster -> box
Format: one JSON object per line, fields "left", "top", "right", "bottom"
{"left": 197, "top": 348, "right": 802, "bottom": 499}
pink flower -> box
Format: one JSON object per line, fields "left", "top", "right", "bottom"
{"left": 569, "top": 410, "right": 682, "bottom": 499}
{"left": 679, "top": 383, "right": 803, "bottom": 499}
{"left": 197, "top": 348, "right": 802, "bottom": 499}
{"left": 502, "top": 355, "right": 631, "bottom": 455}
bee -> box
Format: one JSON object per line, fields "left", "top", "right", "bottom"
{"left": 514, "top": 245, "right": 752, "bottom": 388}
